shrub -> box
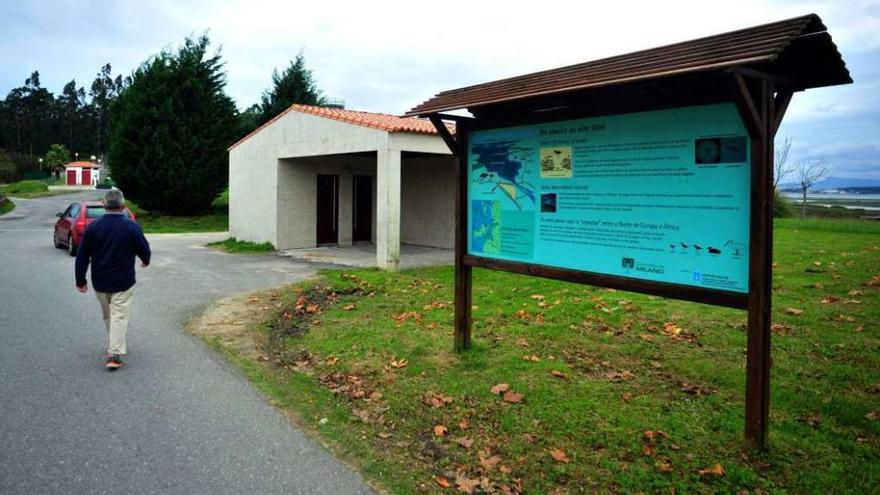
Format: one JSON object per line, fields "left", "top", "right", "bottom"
{"left": 108, "top": 35, "right": 237, "bottom": 215}
{"left": 773, "top": 188, "right": 793, "bottom": 218}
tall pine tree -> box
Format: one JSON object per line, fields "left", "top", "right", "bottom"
{"left": 257, "top": 53, "right": 325, "bottom": 126}
{"left": 108, "top": 35, "right": 237, "bottom": 214}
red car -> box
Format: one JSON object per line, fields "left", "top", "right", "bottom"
{"left": 53, "top": 201, "right": 137, "bottom": 256}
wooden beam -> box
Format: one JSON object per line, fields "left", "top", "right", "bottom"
{"left": 744, "top": 78, "right": 773, "bottom": 450}
{"left": 772, "top": 90, "right": 794, "bottom": 136}
{"left": 429, "top": 115, "right": 458, "bottom": 155}
{"left": 731, "top": 72, "right": 764, "bottom": 138}
{"left": 464, "top": 255, "right": 749, "bottom": 310}
{"left": 453, "top": 120, "right": 472, "bottom": 351}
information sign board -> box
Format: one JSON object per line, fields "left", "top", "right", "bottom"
{"left": 468, "top": 103, "right": 751, "bottom": 293}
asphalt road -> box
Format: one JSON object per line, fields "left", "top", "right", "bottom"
{"left": 0, "top": 192, "right": 374, "bottom": 494}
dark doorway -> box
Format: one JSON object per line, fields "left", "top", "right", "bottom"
{"left": 316, "top": 175, "right": 338, "bottom": 245}
{"left": 352, "top": 175, "right": 372, "bottom": 242}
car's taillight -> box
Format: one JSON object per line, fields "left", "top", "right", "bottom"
{"left": 76, "top": 218, "right": 87, "bottom": 231}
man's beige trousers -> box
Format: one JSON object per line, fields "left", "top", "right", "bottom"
{"left": 95, "top": 288, "right": 134, "bottom": 355}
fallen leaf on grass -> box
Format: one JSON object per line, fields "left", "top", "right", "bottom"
{"left": 832, "top": 314, "right": 856, "bottom": 323}
{"left": 458, "top": 418, "right": 470, "bottom": 430}
{"left": 423, "top": 392, "right": 454, "bottom": 408}
{"left": 866, "top": 411, "right": 879, "bottom": 421}
{"left": 604, "top": 370, "right": 635, "bottom": 381}
{"left": 455, "top": 473, "right": 480, "bottom": 494}
{"left": 698, "top": 463, "right": 726, "bottom": 477}
{"left": 455, "top": 437, "right": 474, "bottom": 448}
{"left": 353, "top": 409, "right": 370, "bottom": 422}
{"left": 848, "top": 289, "right": 864, "bottom": 296}
{"left": 342, "top": 304, "right": 356, "bottom": 311}
{"left": 642, "top": 444, "right": 655, "bottom": 456}
{"left": 549, "top": 448, "right": 570, "bottom": 463}
{"left": 390, "top": 358, "right": 408, "bottom": 369}
{"left": 390, "top": 311, "right": 422, "bottom": 325}
{"left": 435, "top": 476, "right": 451, "bottom": 488}
{"left": 305, "top": 303, "right": 320, "bottom": 313}
{"left": 522, "top": 354, "right": 540, "bottom": 362}
{"left": 515, "top": 310, "right": 531, "bottom": 321}
{"left": 771, "top": 323, "right": 793, "bottom": 335}
{"left": 433, "top": 424, "right": 448, "bottom": 437}
{"left": 821, "top": 295, "right": 840, "bottom": 304}
{"left": 655, "top": 461, "right": 673, "bottom": 473}
{"left": 865, "top": 275, "right": 880, "bottom": 287}
{"left": 479, "top": 452, "right": 502, "bottom": 471}
{"left": 844, "top": 299, "right": 862, "bottom": 305}
{"left": 783, "top": 307, "right": 804, "bottom": 316}
{"left": 502, "top": 391, "right": 524, "bottom": 403}
{"left": 800, "top": 413, "right": 822, "bottom": 428}
{"left": 325, "top": 356, "right": 339, "bottom": 366}
{"left": 377, "top": 432, "right": 392, "bottom": 439}
{"left": 491, "top": 383, "right": 510, "bottom": 395}
{"left": 662, "top": 322, "right": 681, "bottom": 336}
{"left": 550, "top": 370, "right": 568, "bottom": 379}
{"left": 868, "top": 383, "right": 880, "bottom": 394}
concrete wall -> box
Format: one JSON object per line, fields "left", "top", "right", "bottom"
{"left": 400, "top": 156, "right": 456, "bottom": 249}
{"left": 276, "top": 155, "right": 376, "bottom": 249}
{"left": 229, "top": 108, "right": 456, "bottom": 260}
{"left": 229, "top": 111, "right": 387, "bottom": 247}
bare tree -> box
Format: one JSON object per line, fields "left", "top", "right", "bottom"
{"left": 796, "top": 158, "right": 829, "bottom": 217}
{"left": 773, "top": 136, "right": 797, "bottom": 189}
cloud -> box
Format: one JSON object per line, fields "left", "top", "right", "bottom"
{"left": 1, "top": 0, "right": 878, "bottom": 178}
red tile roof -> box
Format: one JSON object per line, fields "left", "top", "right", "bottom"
{"left": 228, "top": 104, "right": 454, "bottom": 151}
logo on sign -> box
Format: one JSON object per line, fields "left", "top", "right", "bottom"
{"left": 621, "top": 257, "right": 635, "bottom": 269}
{"left": 693, "top": 272, "right": 702, "bottom": 282}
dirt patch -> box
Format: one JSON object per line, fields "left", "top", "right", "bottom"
{"left": 186, "top": 290, "right": 283, "bottom": 361}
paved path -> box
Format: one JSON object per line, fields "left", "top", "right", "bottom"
{"left": 0, "top": 192, "right": 374, "bottom": 494}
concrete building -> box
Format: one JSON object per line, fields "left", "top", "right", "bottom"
{"left": 64, "top": 161, "right": 101, "bottom": 186}
{"left": 228, "top": 104, "right": 455, "bottom": 270}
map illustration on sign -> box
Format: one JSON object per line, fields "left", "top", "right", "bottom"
{"left": 471, "top": 141, "right": 537, "bottom": 211}
{"left": 467, "top": 103, "right": 752, "bottom": 293}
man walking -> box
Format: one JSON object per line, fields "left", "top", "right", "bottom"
{"left": 75, "top": 189, "right": 151, "bottom": 370}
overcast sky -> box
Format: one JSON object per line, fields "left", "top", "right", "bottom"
{"left": 2, "top": 0, "right": 878, "bottom": 179}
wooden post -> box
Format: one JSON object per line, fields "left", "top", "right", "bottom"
{"left": 742, "top": 77, "right": 774, "bottom": 450}
{"left": 454, "top": 121, "right": 472, "bottom": 351}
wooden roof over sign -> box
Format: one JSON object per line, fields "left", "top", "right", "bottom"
{"left": 406, "top": 14, "right": 851, "bottom": 116}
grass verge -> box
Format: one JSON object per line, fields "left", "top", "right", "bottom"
{"left": 0, "top": 180, "right": 79, "bottom": 198}
{"left": 0, "top": 197, "right": 14, "bottom": 215}
{"left": 195, "top": 218, "right": 880, "bottom": 494}
{"left": 128, "top": 191, "right": 228, "bottom": 234}
{"left": 208, "top": 237, "right": 275, "bottom": 253}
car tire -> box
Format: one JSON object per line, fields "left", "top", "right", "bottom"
{"left": 53, "top": 231, "right": 63, "bottom": 249}
{"left": 68, "top": 235, "right": 77, "bottom": 257}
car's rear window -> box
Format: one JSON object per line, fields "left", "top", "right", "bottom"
{"left": 86, "top": 206, "right": 106, "bottom": 218}
{"left": 86, "top": 206, "right": 133, "bottom": 219}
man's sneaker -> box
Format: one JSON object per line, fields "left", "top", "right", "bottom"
{"left": 106, "top": 354, "right": 123, "bottom": 370}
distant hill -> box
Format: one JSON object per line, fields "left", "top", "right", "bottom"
{"left": 779, "top": 176, "right": 880, "bottom": 192}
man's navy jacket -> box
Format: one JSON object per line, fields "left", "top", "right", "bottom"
{"left": 75, "top": 212, "right": 151, "bottom": 293}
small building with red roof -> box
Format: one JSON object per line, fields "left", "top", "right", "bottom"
{"left": 228, "top": 104, "right": 455, "bottom": 270}
{"left": 64, "top": 161, "right": 101, "bottom": 187}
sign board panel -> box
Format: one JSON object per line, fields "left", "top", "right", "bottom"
{"left": 468, "top": 103, "right": 751, "bottom": 293}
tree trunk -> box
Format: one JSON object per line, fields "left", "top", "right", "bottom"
{"left": 801, "top": 187, "right": 807, "bottom": 217}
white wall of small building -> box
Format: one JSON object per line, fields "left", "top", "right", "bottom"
{"left": 228, "top": 110, "right": 455, "bottom": 268}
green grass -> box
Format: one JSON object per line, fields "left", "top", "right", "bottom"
{"left": 203, "top": 217, "right": 880, "bottom": 493}
{"left": 127, "top": 190, "right": 228, "bottom": 234}
{"left": 208, "top": 237, "right": 275, "bottom": 253}
{"left": 0, "top": 180, "right": 76, "bottom": 198}
{"left": 0, "top": 198, "right": 14, "bottom": 216}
